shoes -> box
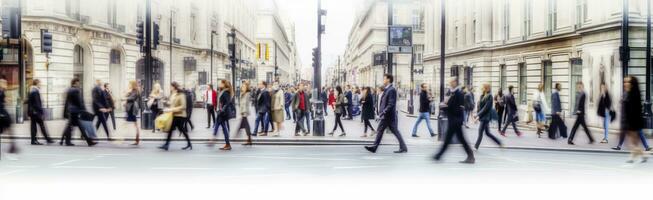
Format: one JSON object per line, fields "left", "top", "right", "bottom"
{"left": 328, "top": 132, "right": 334, "bottom": 136}
{"left": 430, "top": 133, "right": 436, "bottom": 137}
{"left": 158, "top": 145, "right": 169, "bottom": 151}
{"left": 219, "top": 145, "right": 232, "bottom": 151}
{"left": 567, "top": 141, "right": 575, "bottom": 145}
{"left": 303, "top": 132, "right": 310, "bottom": 136}
{"left": 600, "top": 139, "right": 609, "bottom": 143}
{"left": 499, "top": 132, "right": 506, "bottom": 137}
{"left": 459, "top": 158, "right": 475, "bottom": 164}
{"left": 612, "top": 146, "right": 622, "bottom": 151}
{"left": 364, "top": 146, "right": 377, "bottom": 153}
{"left": 394, "top": 149, "right": 408, "bottom": 153}
{"left": 412, "top": 135, "right": 419, "bottom": 138}
{"left": 361, "top": 134, "right": 368, "bottom": 138}
{"left": 242, "top": 142, "right": 253, "bottom": 146}
{"left": 589, "top": 140, "right": 595, "bottom": 144}
{"left": 646, "top": 147, "right": 652, "bottom": 151}
{"left": 88, "top": 142, "right": 98, "bottom": 147}
{"left": 338, "top": 133, "right": 346, "bottom": 137}
{"left": 295, "top": 132, "right": 302, "bottom": 136}
{"left": 31, "top": 141, "right": 43, "bottom": 145}
{"left": 259, "top": 132, "right": 268, "bottom": 137}
{"left": 515, "top": 132, "right": 522, "bottom": 137}
{"left": 65, "top": 143, "right": 75, "bottom": 146}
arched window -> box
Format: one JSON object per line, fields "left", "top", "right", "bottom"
{"left": 110, "top": 49, "right": 121, "bottom": 64}
{"left": 73, "top": 45, "right": 84, "bottom": 65}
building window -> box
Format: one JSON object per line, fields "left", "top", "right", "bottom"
{"left": 524, "top": 0, "right": 532, "bottom": 36}
{"left": 519, "top": 63, "right": 527, "bottom": 105}
{"left": 464, "top": 66, "right": 473, "bottom": 88}
{"left": 198, "top": 71, "right": 207, "bottom": 85}
{"left": 472, "top": 19, "right": 477, "bottom": 44}
{"left": 412, "top": 7, "right": 423, "bottom": 31}
{"left": 503, "top": 0, "right": 510, "bottom": 40}
{"left": 549, "top": 0, "right": 557, "bottom": 32}
{"left": 570, "top": 58, "right": 583, "bottom": 112}
{"left": 74, "top": 45, "right": 84, "bottom": 65}
{"left": 576, "top": 0, "right": 587, "bottom": 27}
{"left": 137, "top": 4, "right": 143, "bottom": 22}
{"left": 107, "top": 0, "right": 117, "bottom": 26}
{"left": 500, "top": 64, "right": 507, "bottom": 91}
{"left": 190, "top": 12, "right": 198, "bottom": 42}
{"left": 110, "top": 49, "right": 121, "bottom": 64}
{"left": 543, "top": 60, "right": 553, "bottom": 104}
{"left": 414, "top": 45, "right": 423, "bottom": 65}
{"left": 66, "top": 0, "right": 80, "bottom": 19}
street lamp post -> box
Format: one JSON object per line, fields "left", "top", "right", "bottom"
{"left": 210, "top": 30, "right": 217, "bottom": 86}
{"left": 312, "top": 0, "right": 327, "bottom": 136}
{"left": 140, "top": 0, "right": 154, "bottom": 130}
{"left": 228, "top": 28, "right": 237, "bottom": 93}
{"left": 645, "top": 0, "right": 653, "bottom": 131}
{"left": 437, "top": 0, "right": 449, "bottom": 140}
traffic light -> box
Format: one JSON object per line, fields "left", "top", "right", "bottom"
{"left": 153, "top": 22, "right": 160, "bottom": 50}
{"left": 41, "top": 29, "right": 53, "bottom": 53}
{"left": 312, "top": 48, "right": 319, "bottom": 68}
{"left": 136, "top": 21, "right": 144, "bottom": 50}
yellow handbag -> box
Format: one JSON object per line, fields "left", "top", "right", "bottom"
{"left": 155, "top": 112, "right": 173, "bottom": 132}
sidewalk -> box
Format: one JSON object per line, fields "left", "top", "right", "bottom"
{"left": 2, "top": 108, "right": 652, "bottom": 154}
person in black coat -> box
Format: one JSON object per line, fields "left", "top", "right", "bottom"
{"left": 494, "top": 89, "right": 506, "bottom": 132}
{"left": 499, "top": 85, "right": 521, "bottom": 137}
{"left": 213, "top": 80, "right": 234, "bottom": 150}
{"left": 345, "top": 85, "right": 353, "bottom": 120}
{"left": 474, "top": 83, "right": 501, "bottom": 150}
{"left": 254, "top": 81, "right": 271, "bottom": 136}
{"left": 92, "top": 80, "right": 111, "bottom": 140}
{"left": 568, "top": 82, "right": 594, "bottom": 145}
{"left": 548, "top": 83, "right": 568, "bottom": 139}
{"left": 321, "top": 87, "right": 329, "bottom": 116}
{"left": 360, "top": 87, "right": 375, "bottom": 137}
{"left": 434, "top": 78, "right": 475, "bottom": 164}
{"left": 364, "top": 74, "right": 408, "bottom": 153}
{"left": 620, "top": 76, "right": 649, "bottom": 163}
{"left": 184, "top": 88, "right": 195, "bottom": 131}
{"left": 28, "top": 79, "right": 53, "bottom": 145}
{"left": 62, "top": 78, "right": 97, "bottom": 147}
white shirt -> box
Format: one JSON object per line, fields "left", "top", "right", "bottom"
{"left": 206, "top": 90, "right": 214, "bottom": 105}
{"left": 534, "top": 92, "right": 550, "bottom": 114}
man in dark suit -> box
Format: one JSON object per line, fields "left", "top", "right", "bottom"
{"left": 549, "top": 83, "right": 568, "bottom": 139}
{"left": 184, "top": 88, "right": 195, "bottom": 131}
{"left": 28, "top": 79, "right": 53, "bottom": 145}
{"left": 345, "top": 85, "right": 353, "bottom": 120}
{"left": 568, "top": 82, "right": 594, "bottom": 145}
{"left": 92, "top": 80, "right": 111, "bottom": 140}
{"left": 500, "top": 85, "right": 521, "bottom": 136}
{"left": 62, "top": 78, "right": 97, "bottom": 146}
{"left": 434, "top": 78, "right": 475, "bottom": 164}
{"left": 254, "top": 81, "right": 271, "bottom": 136}
{"left": 365, "top": 74, "right": 408, "bottom": 153}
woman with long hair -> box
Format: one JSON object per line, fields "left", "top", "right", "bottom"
{"left": 597, "top": 83, "right": 613, "bottom": 143}
{"left": 149, "top": 83, "right": 164, "bottom": 133}
{"left": 474, "top": 83, "right": 502, "bottom": 150}
{"left": 214, "top": 79, "right": 235, "bottom": 150}
{"left": 329, "top": 86, "right": 347, "bottom": 136}
{"left": 124, "top": 80, "right": 142, "bottom": 145}
{"left": 621, "top": 76, "right": 648, "bottom": 163}
{"left": 236, "top": 81, "right": 253, "bottom": 145}
{"left": 360, "top": 87, "right": 375, "bottom": 137}
{"left": 533, "top": 83, "right": 550, "bottom": 137}
{"left": 159, "top": 82, "right": 192, "bottom": 151}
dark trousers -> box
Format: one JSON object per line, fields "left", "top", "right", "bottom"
{"left": 347, "top": 105, "right": 353, "bottom": 119}
{"left": 206, "top": 104, "right": 216, "bottom": 127}
{"left": 332, "top": 113, "right": 345, "bottom": 133}
{"left": 164, "top": 117, "right": 192, "bottom": 147}
{"left": 30, "top": 114, "right": 51, "bottom": 142}
{"left": 548, "top": 114, "right": 568, "bottom": 139}
{"left": 363, "top": 118, "right": 375, "bottom": 133}
{"left": 295, "top": 110, "right": 308, "bottom": 133}
{"left": 475, "top": 120, "right": 501, "bottom": 149}
{"left": 435, "top": 122, "right": 474, "bottom": 159}
{"left": 496, "top": 108, "right": 505, "bottom": 131}
{"left": 253, "top": 112, "right": 269, "bottom": 133}
{"left": 62, "top": 115, "right": 94, "bottom": 145}
{"left": 285, "top": 106, "right": 292, "bottom": 120}
{"left": 107, "top": 110, "right": 116, "bottom": 130}
{"left": 185, "top": 113, "right": 194, "bottom": 130}
{"left": 569, "top": 114, "right": 594, "bottom": 143}
{"left": 237, "top": 116, "right": 252, "bottom": 135}
{"left": 94, "top": 112, "right": 110, "bottom": 138}
{"left": 501, "top": 115, "right": 520, "bottom": 134}
{"left": 617, "top": 130, "right": 650, "bottom": 148}
{"left": 214, "top": 116, "right": 230, "bottom": 145}
{"left": 371, "top": 117, "right": 407, "bottom": 151}
{"left": 323, "top": 103, "right": 328, "bottom": 116}
{"left": 305, "top": 111, "right": 311, "bottom": 132}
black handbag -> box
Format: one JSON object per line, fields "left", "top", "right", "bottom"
{"left": 609, "top": 110, "right": 616, "bottom": 122}
{"left": 0, "top": 111, "right": 11, "bottom": 129}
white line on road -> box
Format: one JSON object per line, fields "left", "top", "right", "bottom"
{"left": 333, "top": 165, "right": 385, "bottom": 170}
{"left": 222, "top": 155, "right": 355, "bottom": 161}
{"left": 0, "top": 169, "right": 26, "bottom": 176}
{"left": 50, "top": 159, "right": 82, "bottom": 166}
{"left": 151, "top": 167, "right": 221, "bottom": 170}
{"left": 242, "top": 167, "right": 267, "bottom": 170}
{"left": 1, "top": 165, "right": 39, "bottom": 169}
{"left": 52, "top": 166, "right": 116, "bottom": 169}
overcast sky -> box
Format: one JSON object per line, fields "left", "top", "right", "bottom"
{"left": 279, "top": 0, "right": 361, "bottom": 75}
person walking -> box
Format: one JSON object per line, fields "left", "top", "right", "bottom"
{"left": 292, "top": 83, "right": 311, "bottom": 136}
{"left": 92, "top": 80, "right": 112, "bottom": 140}
{"left": 321, "top": 87, "right": 329, "bottom": 116}
{"left": 434, "top": 78, "right": 475, "bottom": 164}
{"left": 328, "top": 88, "right": 336, "bottom": 110}
{"left": 236, "top": 81, "right": 253, "bottom": 145}
{"left": 159, "top": 82, "right": 193, "bottom": 151}
{"left": 494, "top": 89, "right": 506, "bottom": 132}
{"left": 474, "top": 83, "right": 502, "bottom": 150}
{"left": 148, "top": 83, "right": 164, "bottom": 133}
{"left": 214, "top": 80, "right": 235, "bottom": 150}
{"left": 612, "top": 78, "right": 653, "bottom": 152}
{"left": 124, "top": 80, "right": 142, "bottom": 145}
{"left": 104, "top": 83, "right": 117, "bottom": 130}
{"left": 0, "top": 78, "right": 18, "bottom": 155}
{"left": 499, "top": 85, "right": 521, "bottom": 137}
{"left": 184, "top": 88, "right": 195, "bottom": 131}
{"left": 61, "top": 78, "right": 97, "bottom": 147}
{"left": 548, "top": 83, "right": 568, "bottom": 139}
{"left": 568, "top": 82, "right": 594, "bottom": 145}
{"left": 270, "top": 84, "right": 285, "bottom": 137}
{"left": 533, "top": 83, "right": 550, "bottom": 138}
{"left": 204, "top": 84, "right": 217, "bottom": 129}
{"left": 27, "top": 79, "right": 53, "bottom": 145}
{"left": 411, "top": 83, "right": 436, "bottom": 137}
{"left": 360, "top": 87, "right": 376, "bottom": 137}
{"left": 253, "top": 81, "right": 271, "bottom": 136}
{"left": 329, "top": 86, "right": 347, "bottom": 136}
{"left": 345, "top": 85, "right": 353, "bottom": 120}
{"left": 597, "top": 83, "right": 614, "bottom": 143}
{"left": 463, "top": 86, "right": 475, "bottom": 128}
{"left": 620, "top": 76, "right": 649, "bottom": 163}
{"left": 284, "top": 87, "right": 293, "bottom": 120}
{"left": 364, "top": 74, "right": 408, "bottom": 154}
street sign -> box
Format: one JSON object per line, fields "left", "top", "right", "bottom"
{"left": 388, "top": 26, "right": 412, "bottom": 54}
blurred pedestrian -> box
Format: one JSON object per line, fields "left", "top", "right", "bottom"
{"left": 620, "top": 76, "right": 649, "bottom": 163}
{"left": 434, "top": 78, "right": 475, "bottom": 164}
{"left": 203, "top": 84, "right": 217, "bottom": 129}
{"left": 411, "top": 83, "right": 435, "bottom": 137}
{"left": 214, "top": 80, "right": 235, "bottom": 150}
{"left": 597, "top": 82, "right": 614, "bottom": 143}
{"left": 463, "top": 86, "right": 475, "bottom": 128}
{"left": 548, "top": 83, "right": 568, "bottom": 139}
{"left": 0, "top": 78, "right": 18, "bottom": 155}
{"left": 321, "top": 86, "right": 329, "bottom": 116}
{"left": 500, "top": 85, "right": 521, "bottom": 137}
{"left": 494, "top": 89, "right": 505, "bottom": 132}
{"left": 533, "top": 83, "right": 550, "bottom": 138}
{"left": 92, "top": 79, "right": 111, "bottom": 140}
{"left": 124, "top": 80, "right": 142, "bottom": 145}
{"left": 148, "top": 83, "right": 164, "bottom": 133}
{"left": 254, "top": 81, "right": 271, "bottom": 136}
{"left": 184, "top": 87, "right": 195, "bottom": 131}
{"left": 284, "top": 87, "right": 293, "bottom": 120}
{"left": 61, "top": 78, "right": 97, "bottom": 147}
{"left": 104, "top": 83, "right": 117, "bottom": 130}
{"left": 474, "top": 83, "right": 502, "bottom": 150}
{"left": 329, "top": 86, "right": 347, "bottom": 136}
{"left": 568, "top": 82, "right": 594, "bottom": 145}
{"left": 28, "top": 79, "right": 53, "bottom": 145}
{"left": 271, "top": 84, "right": 285, "bottom": 137}
{"left": 292, "top": 83, "right": 311, "bottom": 136}
{"left": 159, "top": 82, "right": 192, "bottom": 151}
{"left": 364, "top": 74, "right": 408, "bottom": 154}
{"left": 328, "top": 88, "right": 336, "bottom": 110}
{"left": 345, "top": 85, "right": 353, "bottom": 120}
{"left": 360, "top": 87, "right": 376, "bottom": 137}
{"left": 236, "top": 81, "right": 253, "bottom": 145}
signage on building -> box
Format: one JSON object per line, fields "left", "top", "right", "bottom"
{"left": 373, "top": 52, "right": 386, "bottom": 66}
{"left": 388, "top": 26, "right": 412, "bottom": 54}
{"left": 183, "top": 57, "right": 197, "bottom": 71}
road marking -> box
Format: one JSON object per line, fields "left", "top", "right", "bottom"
{"left": 242, "top": 167, "right": 267, "bottom": 170}
{"left": 223, "top": 155, "right": 354, "bottom": 161}
{"left": 0, "top": 169, "right": 26, "bottom": 176}
{"left": 151, "top": 167, "right": 220, "bottom": 170}
{"left": 333, "top": 165, "right": 385, "bottom": 170}
{"left": 52, "top": 166, "right": 115, "bottom": 169}
{"left": 50, "top": 159, "right": 82, "bottom": 166}
{"left": 2, "top": 165, "right": 39, "bottom": 169}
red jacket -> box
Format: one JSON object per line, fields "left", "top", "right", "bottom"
{"left": 206, "top": 89, "right": 217, "bottom": 109}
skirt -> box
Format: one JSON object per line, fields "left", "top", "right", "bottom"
{"left": 272, "top": 110, "right": 284, "bottom": 123}
{"left": 126, "top": 113, "right": 137, "bottom": 122}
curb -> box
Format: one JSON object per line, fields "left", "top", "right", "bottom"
{"left": 495, "top": 145, "right": 653, "bottom": 155}
{"left": 0, "top": 136, "right": 375, "bottom": 146}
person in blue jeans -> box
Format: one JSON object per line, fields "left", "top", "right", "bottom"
{"left": 597, "top": 83, "right": 613, "bottom": 143}
{"left": 411, "top": 83, "right": 436, "bottom": 137}
{"left": 612, "top": 130, "right": 652, "bottom": 151}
